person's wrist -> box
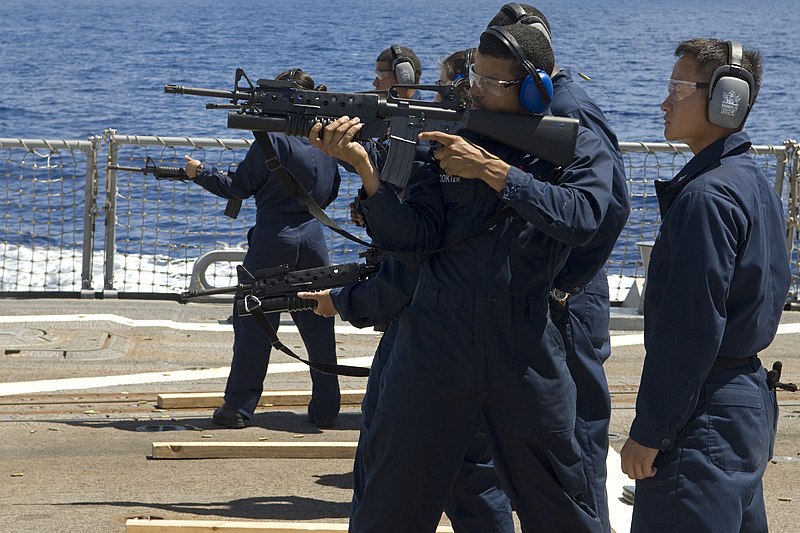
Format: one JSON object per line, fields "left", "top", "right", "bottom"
{"left": 484, "top": 160, "right": 510, "bottom": 191}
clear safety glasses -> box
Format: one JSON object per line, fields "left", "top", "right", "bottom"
{"left": 374, "top": 69, "right": 394, "bottom": 81}
{"left": 470, "top": 65, "right": 523, "bottom": 96}
{"left": 667, "top": 78, "right": 710, "bottom": 101}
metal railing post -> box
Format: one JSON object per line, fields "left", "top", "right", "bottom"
{"left": 80, "top": 135, "right": 102, "bottom": 297}
{"left": 102, "top": 129, "right": 119, "bottom": 297}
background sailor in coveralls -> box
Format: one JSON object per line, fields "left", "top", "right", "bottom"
{"left": 184, "top": 69, "right": 342, "bottom": 429}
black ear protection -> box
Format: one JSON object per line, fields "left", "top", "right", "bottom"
{"left": 707, "top": 40, "right": 755, "bottom": 129}
{"left": 390, "top": 44, "right": 416, "bottom": 84}
{"left": 280, "top": 68, "right": 303, "bottom": 88}
{"left": 481, "top": 25, "right": 553, "bottom": 113}
{"left": 500, "top": 3, "right": 553, "bottom": 46}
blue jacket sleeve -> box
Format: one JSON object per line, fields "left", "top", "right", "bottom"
{"left": 358, "top": 165, "right": 446, "bottom": 256}
{"left": 499, "top": 128, "right": 613, "bottom": 247}
{"left": 330, "top": 258, "right": 418, "bottom": 328}
{"left": 629, "top": 190, "right": 745, "bottom": 450}
{"left": 193, "top": 139, "right": 289, "bottom": 200}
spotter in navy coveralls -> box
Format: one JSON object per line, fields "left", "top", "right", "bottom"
{"left": 620, "top": 38, "right": 790, "bottom": 532}
{"left": 184, "top": 69, "right": 342, "bottom": 430}
{"left": 310, "top": 22, "right": 613, "bottom": 533}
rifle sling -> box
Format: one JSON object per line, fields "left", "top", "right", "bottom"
{"left": 246, "top": 300, "right": 370, "bottom": 378}
{"left": 251, "top": 131, "right": 514, "bottom": 259}
{"left": 253, "top": 131, "right": 375, "bottom": 248}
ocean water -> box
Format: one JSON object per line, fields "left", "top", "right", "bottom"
{"left": 1, "top": 0, "right": 798, "bottom": 291}
{"left": 1, "top": 0, "right": 797, "bottom": 143}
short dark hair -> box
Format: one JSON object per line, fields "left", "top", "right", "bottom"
{"left": 275, "top": 68, "right": 327, "bottom": 91}
{"left": 675, "top": 38, "right": 762, "bottom": 104}
{"left": 487, "top": 3, "right": 551, "bottom": 33}
{"left": 479, "top": 23, "right": 554, "bottom": 78}
{"left": 377, "top": 45, "right": 423, "bottom": 83}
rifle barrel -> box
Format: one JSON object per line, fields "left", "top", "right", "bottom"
{"left": 164, "top": 84, "right": 250, "bottom": 102}
{"left": 107, "top": 165, "right": 148, "bottom": 173}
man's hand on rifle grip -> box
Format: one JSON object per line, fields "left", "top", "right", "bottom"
{"left": 296, "top": 289, "right": 337, "bottom": 318}
{"left": 418, "top": 131, "right": 510, "bottom": 192}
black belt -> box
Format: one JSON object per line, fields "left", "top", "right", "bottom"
{"left": 711, "top": 355, "right": 757, "bottom": 372}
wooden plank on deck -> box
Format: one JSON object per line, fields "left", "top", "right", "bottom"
{"left": 125, "top": 519, "right": 455, "bottom": 532}
{"left": 151, "top": 441, "right": 359, "bottom": 460}
{"left": 156, "top": 390, "right": 366, "bottom": 409}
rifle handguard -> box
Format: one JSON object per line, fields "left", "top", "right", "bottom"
{"left": 237, "top": 295, "right": 318, "bottom": 316}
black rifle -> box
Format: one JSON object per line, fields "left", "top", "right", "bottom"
{"left": 108, "top": 156, "right": 242, "bottom": 219}
{"left": 108, "top": 156, "right": 189, "bottom": 180}
{"left": 181, "top": 251, "right": 381, "bottom": 378}
{"left": 165, "top": 68, "right": 580, "bottom": 189}
{"left": 181, "top": 249, "right": 381, "bottom": 316}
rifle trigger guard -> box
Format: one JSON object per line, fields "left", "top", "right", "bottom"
{"left": 243, "top": 294, "right": 262, "bottom": 314}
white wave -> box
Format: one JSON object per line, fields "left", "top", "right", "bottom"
{"left": 0, "top": 242, "right": 242, "bottom": 293}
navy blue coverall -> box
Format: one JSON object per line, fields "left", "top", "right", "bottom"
{"left": 335, "top": 155, "right": 514, "bottom": 532}
{"left": 630, "top": 131, "right": 790, "bottom": 532}
{"left": 350, "top": 129, "right": 613, "bottom": 532}
{"left": 333, "top": 253, "right": 515, "bottom": 532}
{"left": 329, "top": 257, "right": 421, "bottom": 518}
{"left": 194, "top": 133, "right": 342, "bottom": 423}
{"left": 547, "top": 68, "right": 630, "bottom": 533}
{"left": 427, "top": 69, "right": 629, "bottom": 532}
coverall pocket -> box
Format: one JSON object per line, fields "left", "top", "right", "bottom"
{"left": 706, "top": 383, "right": 766, "bottom": 473}
{"left": 514, "top": 320, "right": 576, "bottom": 433}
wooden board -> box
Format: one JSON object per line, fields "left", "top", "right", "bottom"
{"left": 151, "top": 441, "right": 359, "bottom": 460}
{"left": 125, "top": 519, "right": 455, "bottom": 532}
{"left": 156, "top": 390, "right": 366, "bottom": 409}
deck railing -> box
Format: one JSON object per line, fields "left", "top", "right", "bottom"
{"left": 1, "top": 132, "right": 798, "bottom": 303}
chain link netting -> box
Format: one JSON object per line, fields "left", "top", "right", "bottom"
{"left": 1, "top": 134, "right": 797, "bottom": 303}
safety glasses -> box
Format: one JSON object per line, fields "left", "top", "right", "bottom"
{"left": 470, "top": 65, "right": 522, "bottom": 96}
{"left": 374, "top": 69, "right": 394, "bottom": 81}
{"left": 667, "top": 78, "right": 710, "bottom": 101}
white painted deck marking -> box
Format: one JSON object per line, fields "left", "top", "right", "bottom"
{"left": 2, "top": 314, "right": 799, "bottom": 397}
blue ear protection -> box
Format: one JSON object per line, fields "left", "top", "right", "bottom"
{"left": 481, "top": 25, "right": 552, "bottom": 113}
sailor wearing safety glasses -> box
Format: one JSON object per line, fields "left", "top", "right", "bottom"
{"left": 622, "top": 38, "right": 790, "bottom": 532}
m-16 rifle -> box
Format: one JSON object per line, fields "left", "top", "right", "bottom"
{"left": 181, "top": 249, "right": 381, "bottom": 316}
{"left": 164, "top": 68, "right": 580, "bottom": 189}
{"left": 108, "top": 156, "right": 189, "bottom": 180}
{"left": 108, "top": 156, "right": 242, "bottom": 219}
{"left": 181, "top": 250, "right": 381, "bottom": 378}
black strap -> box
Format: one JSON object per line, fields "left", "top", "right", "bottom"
{"left": 711, "top": 354, "right": 756, "bottom": 372}
{"left": 254, "top": 130, "right": 516, "bottom": 258}
{"left": 245, "top": 295, "right": 370, "bottom": 377}
{"left": 253, "top": 131, "right": 376, "bottom": 248}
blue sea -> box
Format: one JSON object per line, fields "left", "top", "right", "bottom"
{"left": 1, "top": 0, "right": 798, "bottom": 291}
{"left": 1, "top": 0, "right": 797, "bottom": 143}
